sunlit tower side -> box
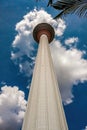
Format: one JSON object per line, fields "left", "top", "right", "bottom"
{"left": 22, "top": 23, "right": 68, "bottom": 130}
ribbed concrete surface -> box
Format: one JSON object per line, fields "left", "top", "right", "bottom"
{"left": 22, "top": 34, "right": 68, "bottom": 130}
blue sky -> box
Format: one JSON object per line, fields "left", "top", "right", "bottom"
{"left": 0, "top": 0, "right": 87, "bottom": 130}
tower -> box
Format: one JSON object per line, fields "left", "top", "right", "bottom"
{"left": 22, "top": 23, "right": 68, "bottom": 130}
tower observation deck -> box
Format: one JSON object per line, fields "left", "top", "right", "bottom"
{"left": 22, "top": 23, "right": 68, "bottom": 130}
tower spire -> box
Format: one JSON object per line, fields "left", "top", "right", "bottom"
{"left": 22, "top": 23, "right": 68, "bottom": 130}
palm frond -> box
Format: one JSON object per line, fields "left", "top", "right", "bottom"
{"left": 51, "top": 1, "right": 73, "bottom": 10}
{"left": 36, "top": 0, "right": 87, "bottom": 18}
{"left": 51, "top": 0, "right": 87, "bottom": 18}
{"left": 47, "top": 0, "right": 53, "bottom": 6}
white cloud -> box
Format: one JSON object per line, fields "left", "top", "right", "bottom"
{"left": 82, "top": 126, "right": 87, "bottom": 130}
{"left": 11, "top": 9, "right": 87, "bottom": 104}
{"left": 11, "top": 8, "right": 66, "bottom": 79}
{"left": 50, "top": 40, "right": 87, "bottom": 104}
{"left": 84, "top": 127, "right": 87, "bottom": 130}
{"left": 0, "top": 85, "right": 27, "bottom": 130}
{"left": 65, "top": 37, "right": 79, "bottom": 45}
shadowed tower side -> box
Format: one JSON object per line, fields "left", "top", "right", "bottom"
{"left": 22, "top": 23, "right": 68, "bottom": 130}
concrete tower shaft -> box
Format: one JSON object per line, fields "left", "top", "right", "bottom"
{"left": 22, "top": 23, "right": 68, "bottom": 130}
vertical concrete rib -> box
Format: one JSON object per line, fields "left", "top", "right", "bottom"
{"left": 22, "top": 24, "right": 68, "bottom": 130}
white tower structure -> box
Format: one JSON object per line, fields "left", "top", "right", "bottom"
{"left": 22, "top": 23, "right": 68, "bottom": 130}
